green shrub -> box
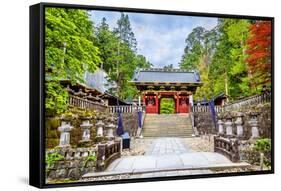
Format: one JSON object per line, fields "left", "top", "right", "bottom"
{"left": 160, "top": 98, "right": 175, "bottom": 114}
{"left": 83, "top": 154, "right": 97, "bottom": 168}
{"left": 46, "top": 152, "right": 64, "bottom": 169}
{"left": 253, "top": 138, "right": 271, "bottom": 168}
{"left": 253, "top": 138, "right": 271, "bottom": 153}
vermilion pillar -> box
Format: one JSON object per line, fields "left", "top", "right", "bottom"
{"left": 155, "top": 93, "right": 159, "bottom": 114}
{"left": 176, "top": 93, "right": 179, "bottom": 113}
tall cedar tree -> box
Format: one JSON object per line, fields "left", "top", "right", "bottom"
{"left": 246, "top": 21, "right": 272, "bottom": 88}
{"left": 45, "top": 8, "right": 101, "bottom": 115}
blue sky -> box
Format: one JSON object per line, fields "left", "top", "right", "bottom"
{"left": 90, "top": 10, "right": 218, "bottom": 68}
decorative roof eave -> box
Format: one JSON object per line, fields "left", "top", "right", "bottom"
{"left": 60, "top": 79, "right": 103, "bottom": 95}
{"left": 130, "top": 81, "right": 203, "bottom": 86}
{"left": 99, "top": 92, "right": 131, "bottom": 105}
{"left": 139, "top": 68, "right": 193, "bottom": 73}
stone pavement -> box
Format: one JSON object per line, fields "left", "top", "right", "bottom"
{"left": 83, "top": 138, "right": 250, "bottom": 179}
{"left": 145, "top": 138, "right": 191, "bottom": 155}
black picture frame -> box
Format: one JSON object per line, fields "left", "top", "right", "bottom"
{"left": 29, "top": 2, "right": 274, "bottom": 188}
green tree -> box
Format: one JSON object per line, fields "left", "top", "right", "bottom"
{"left": 135, "top": 54, "right": 153, "bottom": 69}
{"left": 163, "top": 64, "right": 173, "bottom": 70}
{"left": 45, "top": 8, "right": 101, "bottom": 115}
{"left": 114, "top": 13, "right": 137, "bottom": 51}
{"left": 95, "top": 14, "right": 150, "bottom": 100}
{"left": 160, "top": 98, "right": 175, "bottom": 114}
{"left": 209, "top": 19, "right": 251, "bottom": 99}
{"left": 95, "top": 17, "right": 120, "bottom": 78}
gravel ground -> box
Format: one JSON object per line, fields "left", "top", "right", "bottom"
{"left": 81, "top": 174, "right": 131, "bottom": 182}
{"left": 121, "top": 138, "right": 154, "bottom": 156}
{"left": 182, "top": 135, "right": 214, "bottom": 152}
{"left": 211, "top": 165, "right": 267, "bottom": 173}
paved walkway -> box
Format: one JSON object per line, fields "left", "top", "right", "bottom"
{"left": 83, "top": 138, "right": 250, "bottom": 179}
{"left": 145, "top": 138, "right": 190, "bottom": 155}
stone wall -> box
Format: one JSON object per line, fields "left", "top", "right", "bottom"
{"left": 117, "top": 112, "right": 139, "bottom": 137}
{"left": 46, "top": 140, "right": 121, "bottom": 181}
{"left": 46, "top": 147, "right": 97, "bottom": 181}
{"left": 194, "top": 112, "right": 216, "bottom": 135}
{"left": 193, "top": 103, "right": 271, "bottom": 139}
{"left": 46, "top": 110, "right": 140, "bottom": 149}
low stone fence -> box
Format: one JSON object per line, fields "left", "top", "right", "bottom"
{"left": 46, "top": 140, "right": 121, "bottom": 181}
{"left": 46, "top": 147, "right": 97, "bottom": 180}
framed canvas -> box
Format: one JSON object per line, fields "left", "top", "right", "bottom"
{"left": 29, "top": 2, "right": 274, "bottom": 188}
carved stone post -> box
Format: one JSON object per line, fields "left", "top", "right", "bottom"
{"left": 217, "top": 116, "right": 224, "bottom": 135}
{"left": 96, "top": 143, "right": 106, "bottom": 171}
{"left": 224, "top": 113, "right": 233, "bottom": 137}
{"left": 234, "top": 112, "right": 244, "bottom": 138}
{"left": 58, "top": 118, "right": 73, "bottom": 147}
{"left": 248, "top": 111, "right": 260, "bottom": 139}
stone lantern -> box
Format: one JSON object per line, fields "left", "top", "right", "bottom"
{"left": 96, "top": 120, "right": 104, "bottom": 137}
{"left": 58, "top": 117, "right": 73, "bottom": 147}
{"left": 217, "top": 115, "right": 224, "bottom": 135}
{"left": 106, "top": 122, "right": 115, "bottom": 140}
{"left": 80, "top": 117, "right": 93, "bottom": 142}
{"left": 248, "top": 111, "right": 260, "bottom": 139}
{"left": 224, "top": 113, "right": 233, "bottom": 137}
{"left": 234, "top": 112, "right": 244, "bottom": 138}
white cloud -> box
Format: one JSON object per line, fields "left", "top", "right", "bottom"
{"left": 131, "top": 17, "right": 217, "bottom": 68}
{"left": 90, "top": 11, "right": 218, "bottom": 68}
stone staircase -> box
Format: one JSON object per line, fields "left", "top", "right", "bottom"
{"left": 142, "top": 114, "right": 193, "bottom": 137}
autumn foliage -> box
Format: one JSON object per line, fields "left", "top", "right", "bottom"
{"left": 246, "top": 21, "right": 272, "bottom": 87}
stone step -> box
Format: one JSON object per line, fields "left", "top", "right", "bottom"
{"left": 142, "top": 134, "right": 193, "bottom": 138}
{"left": 142, "top": 114, "right": 193, "bottom": 137}
{"left": 143, "top": 130, "right": 193, "bottom": 133}
{"left": 143, "top": 126, "right": 192, "bottom": 128}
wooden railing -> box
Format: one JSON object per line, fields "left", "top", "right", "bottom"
{"left": 108, "top": 105, "right": 145, "bottom": 113}
{"left": 68, "top": 95, "right": 107, "bottom": 111}
{"left": 96, "top": 140, "right": 121, "bottom": 171}
{"left": 214, "top": 136, "right": 240, "bottom": 162}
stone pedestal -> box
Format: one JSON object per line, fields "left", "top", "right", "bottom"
{"left": 58, "top": 120, "right": 73, "bottom": 147}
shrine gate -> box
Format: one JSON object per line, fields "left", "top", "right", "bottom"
{"left": 132, "top": 68, "right": 202, "bottom": 114}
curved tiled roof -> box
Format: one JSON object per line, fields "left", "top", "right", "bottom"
{"left": 132, "top": 68, "right": 201, "bottom": 83}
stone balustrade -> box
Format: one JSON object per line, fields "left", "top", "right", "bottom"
{"left": 214, "top": 136, "right": 240, "bottom": 162}
{"left": 96, "top": 140, "right": 121, "bottom": 171}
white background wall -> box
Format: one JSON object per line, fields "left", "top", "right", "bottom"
{"left": 0, "top": 0, "right": 279, "bottom": 190}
